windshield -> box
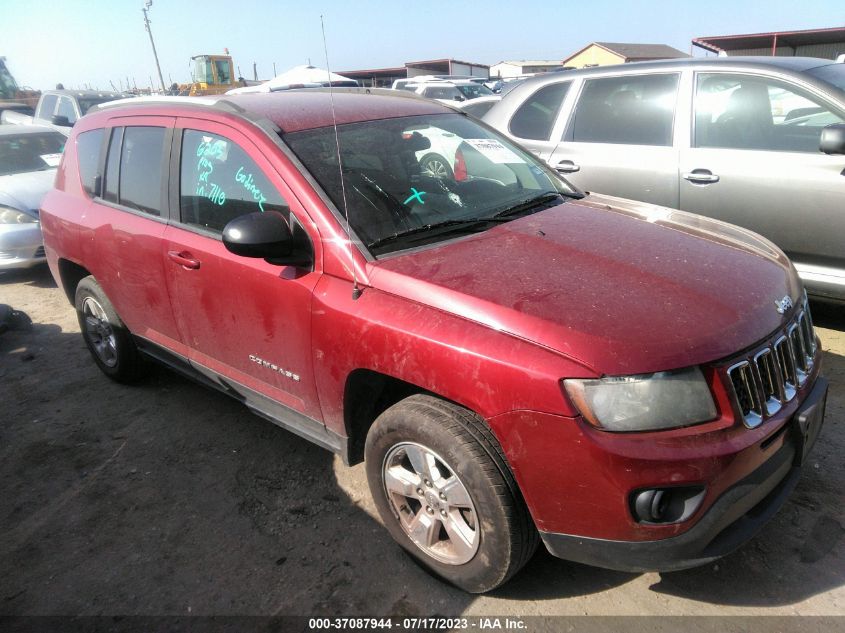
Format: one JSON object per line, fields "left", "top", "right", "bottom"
{"left": 456, "top": 84, "right": 493, "bottom": 99}
{"left": 0, "top": 132, "right": 66, "bottom": 175}
{"left": 284, "top": 113, "right": 578, "bottom": 256}
{"left": 806, "top": 63, "right": 845, "bottom": 93}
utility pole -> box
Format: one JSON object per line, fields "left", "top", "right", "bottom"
{"left": 142, "top": 1, "right": 167, "bottom": 93}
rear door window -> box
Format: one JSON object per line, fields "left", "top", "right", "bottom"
{"left": 570, "top": 73, "right": 679, "bottom": 146}
{"left": 179, "top": 129, "right": 289, "bottom": 233}
{"left": 101, "top": 126, "right": 168, "bottom": 216}
{"left": 118, "top": 127, "right": 167, "bottom": 216}
{"left": 509, "top": 81, "right": 570, "bottom": 140}
{"left": 694, "top": 73, "right": 844, "bottom": 152}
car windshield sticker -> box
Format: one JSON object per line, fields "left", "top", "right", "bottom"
{"left": 403, "top": 188, "right": 426, "bottom": 205}
{"left": 464, "top": 139, "right": 524, "bottom": 164}
{"left": 39, "top": 153, "right": 62, "bottom": 167}
{"left": 235, "top": 166, "right": 267, "bottom": 212}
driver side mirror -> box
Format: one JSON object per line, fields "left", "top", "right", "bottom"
{"left": 820, "top": 123, "right": 845, "bottom": 155}
{"left": 51, "top": 114, "right": 73, "bottom": 127}
{"left": 453, "top": 95, "right": 465, "bottom": 102}
{"left": 222, "top": 211, "right": 313, "bottom": 268}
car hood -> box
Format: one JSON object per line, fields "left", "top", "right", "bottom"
{"left": 0, "top": 169, "right": 57, "bottom": 217}
{"left": 369, "top": 193, "right": 803, "bottom": 376}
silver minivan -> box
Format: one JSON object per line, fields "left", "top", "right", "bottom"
{"left": 483, "top": 57, "right": 845, "bottom": 302}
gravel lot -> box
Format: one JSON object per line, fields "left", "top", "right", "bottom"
{"left": 1, "top": 265, "right": 843, "bottom": 619}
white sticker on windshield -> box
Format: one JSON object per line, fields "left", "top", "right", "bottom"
{"left": 463, "top": 139, "right": 524, "bottom": 164}
{"left": 40, "top": 153, "right": 62, "bottom": 167}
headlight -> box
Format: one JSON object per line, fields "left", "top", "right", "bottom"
{"left": 0, "top": 206, "right": 37, "bottom": 224}
{"left": 563, "top": 367, "right": 717, "bottom": 432}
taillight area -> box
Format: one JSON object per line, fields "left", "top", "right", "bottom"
{"left": 454, "top": 148, "right": 467, "bottom": 181}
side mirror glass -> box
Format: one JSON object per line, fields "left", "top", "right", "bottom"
{"left": 222, "top": 211, "right": 312, "bottom": 268}
{"left": 820, "top": 123, "right": 845, "bottom": 155}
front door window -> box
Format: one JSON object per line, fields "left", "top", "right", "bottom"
{"left": 694, "top": 73, "right": 844, "bottom": 152}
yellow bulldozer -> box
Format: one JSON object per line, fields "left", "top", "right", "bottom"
{"left": 178, "top": 53, "right": 240, "bottom": 96}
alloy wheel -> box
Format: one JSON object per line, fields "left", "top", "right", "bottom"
{"left": 382, "top": 442, "right": 480, "bottom": 565}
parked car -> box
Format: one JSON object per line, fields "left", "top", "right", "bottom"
{"left": 483, "top": 57, "right": 845, "bottom": 302}
{"left": 391, "top": 75, "right": 481, "bottom": 91}
{"left": 1, "top": 89, "right": 123, "bottom": 133}
{"left": 0, "top": 125, "right": 65, "bottom": 269}
{"left": 406, "top": 80, "right": 494, "bottom": 104}
{"left": 40, "top": 91, "right": 827, "bottom": 593}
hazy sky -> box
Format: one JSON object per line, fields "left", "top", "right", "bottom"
{"left": 2, "top": 0, "right": 843, "bottom": 91}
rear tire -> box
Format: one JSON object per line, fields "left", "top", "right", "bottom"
{"left": 75, "top": 276, "right": 148, "bottom": 383}
{"left": 365, "top": 394, "right": 538, "bottom": 593}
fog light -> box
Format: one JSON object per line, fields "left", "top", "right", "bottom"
{"left": 630, "top": 486, "right": 706, "bottom": 524}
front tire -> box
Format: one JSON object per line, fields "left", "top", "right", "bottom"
{"left": 365, "top": 394, "right": 538, "bottom": 593}
{"left": 419, "top": 153, "right": 454, "bottom": 180}
{"left": 75, "top": 276, "right": 148, "bottom": 383}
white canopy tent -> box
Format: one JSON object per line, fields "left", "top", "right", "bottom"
{"left": 226, "top": 65, "right": 357, "bottom": 94}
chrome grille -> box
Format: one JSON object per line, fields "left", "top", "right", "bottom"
{"left": 726, "top": 295, "right": 816, "bottom": 429}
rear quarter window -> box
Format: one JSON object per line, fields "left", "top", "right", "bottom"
{"left": 76, "top": 129, "right": 104, "bottom": 196}
{"left": 509, "top": 82, "right": 570, "bottom": 141}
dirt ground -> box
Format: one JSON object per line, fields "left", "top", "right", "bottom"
{"left": 1, "top": 265, "right": 843, "bottom": 619}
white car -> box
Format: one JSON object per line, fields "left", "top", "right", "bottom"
{"left": 405, "top": 80, "right": 494, "bottom": 105}
{"left": 0, "top": 125, "right": 66, "bottom": 269}
{"left": 404, "top": 118, "right": 522, "bottom": 187}
{"left": 391, "top": 75, "right": 482, "bottom": 91}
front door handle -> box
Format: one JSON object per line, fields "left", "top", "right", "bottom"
{"left": 683, "top": 169, "right": 720, "bottom": 184}
{"left": 554, "top": 159, "right": 581, "bottom": 173}
{"left": 168, "top": 250, "right": 201, "bottom": 270}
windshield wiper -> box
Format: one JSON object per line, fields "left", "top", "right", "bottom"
{"left": 367, "top": 217, "right": 510, "bottom": 250}
{"left": 489, "top": 191, "right": 570, "bottom": 220}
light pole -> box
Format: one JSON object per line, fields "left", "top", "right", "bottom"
{"left": 142, "top": 1, "right": 167, "bottom": 93}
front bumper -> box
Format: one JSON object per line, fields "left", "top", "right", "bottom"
{"left": 539, "top": 375, "right": 828, "bottom": 572}
{"left": 0, "top": 223, "right": 46, "bottom": 269}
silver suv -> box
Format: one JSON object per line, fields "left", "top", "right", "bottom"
{"left": 483, "top": 57, "right": 845, "bottom": 302}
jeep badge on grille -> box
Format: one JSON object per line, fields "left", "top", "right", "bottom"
{"left": 774, "top": 296, "right": 793, "bottom": 314}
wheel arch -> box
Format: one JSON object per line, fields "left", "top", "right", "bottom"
{"left": 343, "top": 368, "right": 429, "bottom": 465}
{"left": 57, "top": 258, "right": 92, "bottom": 305}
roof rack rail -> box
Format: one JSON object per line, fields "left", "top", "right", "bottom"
{"left": 91, "top": 95, "right": 249, "bottom": 115}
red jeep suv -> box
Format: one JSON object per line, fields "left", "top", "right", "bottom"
{"left": 40, "top": 91, "right": 828, "bottom": 592}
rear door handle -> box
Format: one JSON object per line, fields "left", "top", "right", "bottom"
{"left": 683, "top": 170, "right": 720, "bottom": 184}
{"left": 554, "top": 160, "right": 580, "bottom": 173}
{"left": 167, "top": 250, "right": 201, "bottom": 270}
